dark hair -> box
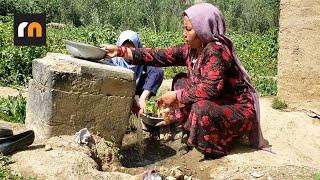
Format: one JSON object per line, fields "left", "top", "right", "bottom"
{"left": 122, "top": 39, "right": 133, "bottom": 44}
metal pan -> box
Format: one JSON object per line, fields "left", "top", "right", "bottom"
{"left": 141, "top": 113, "right": 163, "bottom": 127}
{"left": 65, "top": 40, "right": 106, "bottom": 61}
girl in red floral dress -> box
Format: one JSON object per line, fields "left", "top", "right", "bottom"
{"left": 101, "top": 3, "right": 267, "bottom": 159}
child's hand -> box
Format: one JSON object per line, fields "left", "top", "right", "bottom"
{"left": 138, "top": 99, "right": 146, "bottom": 115}
{"left": 99, "top": 44, "right": 118, "bottom": 58}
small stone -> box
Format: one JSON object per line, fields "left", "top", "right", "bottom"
{"left": 159, "top": 134, "right": 165, "bottom": 140}
{"left": 160, "top": 167, "right": 168, "bottom": 172}
{"left": 57, "top": 144, "right": 64, "bottom": 148}
{"left": 166, "top": 176, "right": 176, "bottom": 180}
{"left": 169, "top": 166, "right": 179, "bottom": 175}
{"left": 169, "top": 166, "right": 185, "bottom": 180}
{"left": 175, "top": 132, "right": 182, "bottom": 139}
{"left": 233, "top": 167, "right": 240, "bottom": 172}
{"left": 163, "top": 133, "right": 173, "bottom": 141}
{"left": 44, "top": 145, "right": 53, "bottom": 151}
{"left": 175, "top": 173, "right": 184, "bottom": 180}
{"left": 267, "top": 176, "right": 273, "bottom": 180}
{"left": 170, "top": 170, "right": 175, "bottom": 177}
{"left": 251, "top": 171, "right": 264, "bottom": 178}
{"left": 200, "top": 168, "right": 204, "bottom": 171}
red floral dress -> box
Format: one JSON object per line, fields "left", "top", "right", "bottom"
{"left": 132, "top": 42, "right": 257, "bottom": 157}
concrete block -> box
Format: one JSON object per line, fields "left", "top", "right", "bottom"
{"left": 26, "top": 53, "right": 135, "bottom": 144}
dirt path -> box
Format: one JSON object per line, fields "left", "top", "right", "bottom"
{"left": 0, "top": 86, "right": 27, "bottom": 98}
{"left": 1, "top": 90, "right": 320, "bottom": 179}
{"left": 4, "top": 98, "right": 318, "bottom": 180}
{"left": 277, "top": 0, "right": 320, "bottom": 111}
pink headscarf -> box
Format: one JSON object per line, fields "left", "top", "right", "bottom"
{"left": 184, "top": 3, "right": 267, "bottom": 149}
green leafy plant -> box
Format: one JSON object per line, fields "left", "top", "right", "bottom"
{"left": 230, "top": 29, "right": 279, "bottom": 96}
{"left": 314, "top": 172, "right": 320, "bottom": 180}
{"left": 105, "top": 136, "right": 123, "bottom": 160}
{"left": 0, "top": 94, "right": 26, "bottom": 123}
{"left": 271, "top": 97, "right": 288, "bottom": 110}
{"left": 0, "top": 153, "right": 33, "bottom": 179}
{"left": 0, "top": 166, "right": 22, "bottom": 179}
{"left": 145, "top": 100, "right": 160, "bottom": 117}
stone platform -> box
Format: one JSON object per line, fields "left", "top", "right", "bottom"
{"left": 26, "top": 53, "right": 136, "bottom": 144}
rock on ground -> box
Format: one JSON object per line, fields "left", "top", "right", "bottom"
{"left": 9, "top": 135, "right": 137, "bottom": 180}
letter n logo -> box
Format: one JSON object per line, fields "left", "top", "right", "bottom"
{"left": 14, "top": 14, "right": 46, "bottom": 46}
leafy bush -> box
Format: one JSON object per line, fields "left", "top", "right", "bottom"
{"left": 138, "top": 28, "right": 187, "bottom": 80}
{"left": 0, "top": 18, "right": 117, "bottom": 86}
{"left": 105, "top": 136, "right": 123, "bottom": 160}
{"left": 0, "top": 165, "right": 24, "bottom": 180}
{"left": 209, "top": 0, "right": 280, "bottom": 34}
{"left": 145, "top": 100, "right": 158, "bottom": 116}
{"left": 0, "top": 154, "right": 32, "bottom": 179}
{"left": 0, "top": 0, "right": 279, "bottom": 34}
{"left": 0, "top": 18, "right": 278, "bottom": 96}
{"left": 0, "top": 19, "right": 46, "bottom": 86}
{"left": 272, "top": 97, "right": 287, "bottom": 110}
{"left": 230, "top": 29, "right": 278, "bottom": 96}
{"left": 314, "top": 172, "right": 320, "bottom": 180}
{"left": 0, "top": 94, "right": 26, "bottom": 123}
